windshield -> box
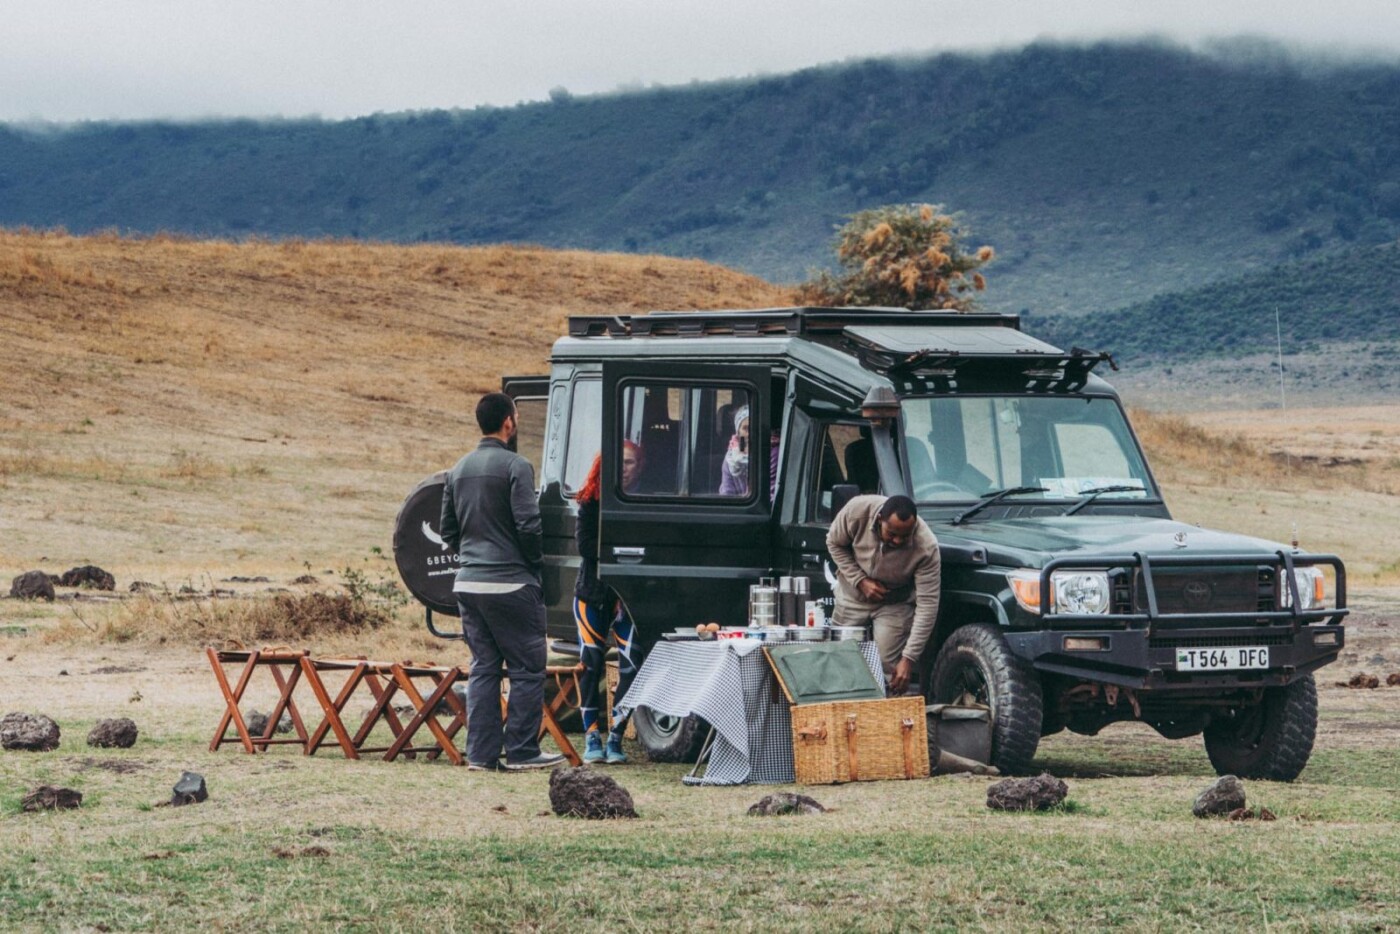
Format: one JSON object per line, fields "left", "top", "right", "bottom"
{"left": 901, "top": 395, "right": 1158, "bottom": 504}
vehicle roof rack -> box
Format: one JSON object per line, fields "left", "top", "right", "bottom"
{"left": 846, "top": 327, "right": 1116, "bottom": 393}
{"left": 566, "top": 306, "right": 1022, "bottom": 339}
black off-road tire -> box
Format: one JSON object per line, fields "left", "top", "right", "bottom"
{"left": 632, "top": 707, "right": 709, "bottom": 763}
{"left": 1203, "top": 675, "right": 1317, "bottom": 782}
{"left": 929, "top": 623, "right": 1044, "bottom": 774}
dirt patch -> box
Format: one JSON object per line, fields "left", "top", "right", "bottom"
{"left": 89, "top": 664, "right": 146, "bottom": 675}
{"left": 70, "top": 757, "right": 147, "bottom": 774}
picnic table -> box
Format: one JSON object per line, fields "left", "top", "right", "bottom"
{"left": 616, "top": 638, "right": 884, "bottom": 785}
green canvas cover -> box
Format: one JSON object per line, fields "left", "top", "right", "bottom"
{"left": 765, "top": 641, "right": 885, "bottom": 705}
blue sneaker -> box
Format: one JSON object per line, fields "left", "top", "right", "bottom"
{"left": 583, "top": 731, "right": 606, "bottom": 763}
{"left": 605, "top": 733, "right": 628, "bottom": 764}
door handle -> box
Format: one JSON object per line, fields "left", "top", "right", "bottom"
{"left": 612, "top": 546, "right": 646, "bottom": 562}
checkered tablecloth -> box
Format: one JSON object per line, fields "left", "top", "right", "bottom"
{"left": 616, "top": 639, "right": 884, "bottom": 785}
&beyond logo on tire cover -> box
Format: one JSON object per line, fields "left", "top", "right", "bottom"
{"left": 393, "top": 471, "right": 460, "bottom": 616}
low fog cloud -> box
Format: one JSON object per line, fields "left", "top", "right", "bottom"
{"left": 4, "top": 0, "right": 1400, "bottom": 122}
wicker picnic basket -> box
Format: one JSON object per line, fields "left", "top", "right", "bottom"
{"left": 790, "top": 696, "right": 930, "bottom": 784}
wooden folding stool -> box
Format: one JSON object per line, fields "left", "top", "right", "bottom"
{"left": 383, "top": 662, "right": 468, "bottom": 765}
{"left": 500, "top": 664, "right": 584, "bottom": 767}
{"left": 207, "top": 647, "right": 311, "bottom": 754}
{"left": 299, "top": 657, "right": 415, "bottom": 759}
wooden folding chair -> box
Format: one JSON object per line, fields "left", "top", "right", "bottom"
{"left": 500, "top": 663, "right": 584, "bottom": 767}
{"left": 299, "top": 657, "right": 415, "bottom": 759}
{"left": 207, "top": 647, "right": 311, "bottom": 754}
{"left": 383, "top": 662, "right": 467, "bottom": 766}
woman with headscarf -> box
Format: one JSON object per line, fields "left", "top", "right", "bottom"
{"left": 572, "top": 446, "right": 644, "bottom": 763}
{"left": 718, "top": 406, "right": 752, "bottom": 496}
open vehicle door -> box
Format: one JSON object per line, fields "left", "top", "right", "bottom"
{"left": 599, "top": 361, "right": 774, "bottom": 641}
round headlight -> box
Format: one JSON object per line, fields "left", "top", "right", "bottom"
{"left": 1053, "top": 571, "right": 1110, "bottom": 615}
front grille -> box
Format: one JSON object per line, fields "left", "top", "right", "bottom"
{"left": 1149, "top": 633, "right": 1292, "bottom": 650}
{"left": 1134, "top": 567, "right": 1260, "bottom": 615}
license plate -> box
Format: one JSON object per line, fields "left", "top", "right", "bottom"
{"left": 1175, "top": 646, "right": 1270, "bottom": 671}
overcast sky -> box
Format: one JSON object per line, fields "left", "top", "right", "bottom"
{"left": 4, "top": 0, "right": 1400, "bottom": 123}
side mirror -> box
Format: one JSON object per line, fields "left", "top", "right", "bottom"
{"left": 832, "top": 483, "right": 860, "bottom": 514}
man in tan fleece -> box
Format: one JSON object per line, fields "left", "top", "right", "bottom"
{"left": 826, "top": 494, "right": 940, "bottom": 694}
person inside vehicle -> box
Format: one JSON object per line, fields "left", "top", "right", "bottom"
{"left": 825, "top": 493, "right": 941, "bottom": 694}
{"left": 621, "top": 439, "right": 644, "bottom": 494}
{"left": 717, "top": 405, "right": 779, "bottom": 498}
{"left": 574, "top": 452, "right": 642, "bottom": 763}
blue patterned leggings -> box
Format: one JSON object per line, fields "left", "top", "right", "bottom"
{"left": 574, "top": 596, "right": 641, "bottom": 735}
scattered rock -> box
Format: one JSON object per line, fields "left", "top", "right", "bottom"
{"left": 91, "top": 664, "right": 146, "bottom": 675}
{"left": 0, "top": 712, "right": 61, "bottom": 751}
{"left": 129, "top": 581, "right": 158, "bottom": 593}
{"left": 273, "top": 845, "right": 329, "bottom": 859}
{"left": 275, "top": 712, "right": 293, "bottom": 735}
{"left": 21, "top": 785, "right": 82, "bottom": 811}
{"left": 87, "top": 718, "right": 139, "bottom": 748}
{"left": 1227, "top": 806, "right": 1277, "bottom": 821}
{"left": 1259, "top": 807, "right": 1277, "bottom": 821}
{"left": 224, "top": 576, "right": 270, "bottom": 583}
{"left": 246, "top": 710, "right": 270, "bottom": 736}
{"left": 292, "top": 575, "right": 319, "bottom": 585}
{"left": 170, "top": 771, "right": 208, "bottom": 806}
{"left": 1336, "top": 673, "right": 1380, "bottom": 689}
{"left": 1193, "top": 775, "right": 1247, "bottom": 818}
{"left": 747, "top": 792, "right": 826, "bottom": 816}
{"left": 491, "top": 804, "right": 509, "bottom": 813}
{"left": 9, "top": 571, "right": 55, "bottom": 602}
{"left": 58, "top": 565, "right": 115, "bottom": 591}
{"left": 548, "top": 766, "right": 638, "bottom": 819}
{"left": 58, "top": 670, "right": 68, "bottom": 677}
{"left": 142, "top": 851, "right": 174, "bottom": 860}
{"left": 986, "top": 773, "right": 1069, "bottom": 812}
{"left": 1388, "top": 673, "right": 1400, "bottom": 687}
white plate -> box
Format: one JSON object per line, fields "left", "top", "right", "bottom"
{"left": 1175, "top": 646, "right": 1269, "bottom": 671}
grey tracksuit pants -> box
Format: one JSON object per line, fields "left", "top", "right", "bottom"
{"left": 457, "top": 585, "right": 547, "bottom": 764}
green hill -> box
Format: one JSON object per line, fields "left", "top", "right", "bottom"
{"left": 5, "top": 40, "right": 1400, "bottom": 315}
{"left": 1030, "top": 239, "right": 1400, "bottom": 363}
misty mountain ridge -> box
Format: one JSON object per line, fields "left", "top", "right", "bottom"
{"left": 4, "top": 39, "right": 1400, "bottom": 316}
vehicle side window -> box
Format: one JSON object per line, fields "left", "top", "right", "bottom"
{"left": 808, "top": 422, "right": 877, "bottom": 521}
{"left": 619, "top": 381, "right": 754, "bottom": 499}
{"left": 512, "top": 396, "right": 547, "bottom": 480}
{"left": 563, "top": 378, "right": 602, "bottom": 496}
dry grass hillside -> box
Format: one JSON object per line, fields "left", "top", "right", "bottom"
{"left": 1, "top": 229, "right": 1395, "bottom": 590}
{"left": 0, "top": 230, "right": 787, "bottom": 582}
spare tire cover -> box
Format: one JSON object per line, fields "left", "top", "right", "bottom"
{"left": 393, "top": 471, "right": 460, "bottom": 616}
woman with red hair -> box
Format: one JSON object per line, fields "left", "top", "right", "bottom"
{"left": 573, "top": 443, "right": 645, "bottom": 763}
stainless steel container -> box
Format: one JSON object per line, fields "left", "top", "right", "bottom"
{"left": 758, "top": 626, "right": 791, "bottom": 642}
{"left": 791, "top": 626, "right": 827, "bottom": 642}
{"left": 830, "top": 625, "right": 867, "bottom": 642}
{"left": 749, "top": 582, "right": 778, "bottom": 628}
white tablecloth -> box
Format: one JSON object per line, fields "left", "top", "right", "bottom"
{"left": 617, "top": 639, "right": 884, "bottom": 785}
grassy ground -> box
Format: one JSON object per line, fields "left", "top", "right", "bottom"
{"left": 2, "top": 604, "right": 1399, "bottom": 931}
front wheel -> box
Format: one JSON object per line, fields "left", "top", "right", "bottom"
{"left": 1202, "top": 675, "right": 1317, "bottom": 782}
{"left": 929, "top": 623, "right": 1043, "bottom": 774}
{"left": 632, "top": 707, "right": 709, "bottom": 763}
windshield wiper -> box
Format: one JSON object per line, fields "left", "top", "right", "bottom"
{"left": 1062, "top": 485, "right": 1144, "bottom": 517}
{"left": 951, "top": 486, "right": 1048, "bottom": 526}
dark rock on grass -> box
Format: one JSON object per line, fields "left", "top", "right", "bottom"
{"left": 58, "top": 565, "right": 115, "bottom": 591}
{"left": 747, "top": 792, "right": 826, "bottom": 816}
{"left": 986, "top": 773, "right": 1069, "bottom": 812}
{"left": 1194, "top": 775, "right": 1247, "bottom": 818}
{"left": 224, "top": 576, "right": 270, "bottom": 583}
{"left": 21, "top": 785, "right": 82, "bottom": 811}
{"left": 548, "top": 766, "right": 637, "bottom": 820}
{"left": 171, "top": 771, "right": 208, "bottom": 806}
{"left": 87, "top": 717, "right": 138, "bottom": 748}
{"left": 291, "top": 574, "right": 319, "bottom": 585}
{"left": 9, "top": 571, "right": 55, "bottom": 602}
{"left": 129, "top": 581, "right": 158, "bottom": 593}
{"left": 1337, "top": 672, "right": 1380, "bottom": 689}
{"left": 1388, "top": 673, "right": 1400, "bottom": 687}
{"left": 1, "top": 712, "right": 61, "bottom": 751}
{"left": 246, "top": 709, "right": 270, "bottom": 737}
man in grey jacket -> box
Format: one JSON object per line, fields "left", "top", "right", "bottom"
{"left": 440, "top": 392, "right": 563, "bottom": 771}
{"left": 826, "top": 494, "right": 940, "bottom": 695}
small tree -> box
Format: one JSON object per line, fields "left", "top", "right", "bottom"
{"left": 796, "top": 204, "right": 995, "bottom": 310}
